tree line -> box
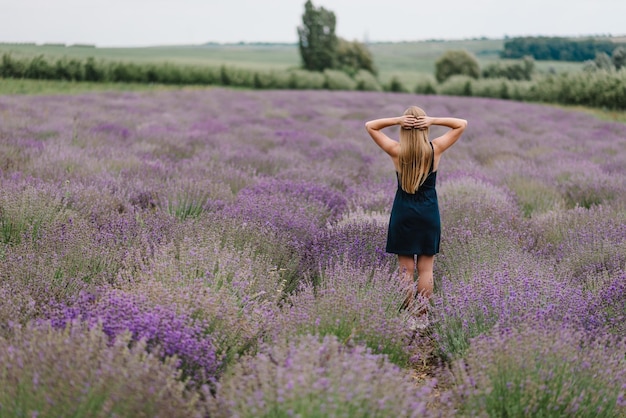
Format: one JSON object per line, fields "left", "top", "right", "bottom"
{"left": 502, "top": 36, "right": 625, "bottom": 62}
{"left": 2, "top": 51, "right": 624, "bottom": 110}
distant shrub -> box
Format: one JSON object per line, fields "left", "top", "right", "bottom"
{"left": 385, "top": 75, "right": 409, "bottom": 92}
{"left": 529, "top": 69, "right": 626, "bottom": 109}
{"left": 495, "top": 79, "right": 536, "bottom": 100}
{"left": 452, "top": 324, "right": 626, "bottom": 417}
{"left": 211, "top": 334, "right": 439, "bottom": 418}
{"left": 413, "top": 75, "right": 438, "bottom": 94}
{"left": 220, "top": 65, "right": 255, "bottom": 87}
{"left": 84, "top": 57, "right": 105, "bottom": 81}
{"left": 253, "top": 70, "right": 292, "bottom": 89}
{"left": 469, "top": 78, "right": 512, "bottom": 99}
{"left": 485, "top": 78, "right": 515, "bottom": 99}
{"left": 0, "top": 322, "right": 204, "bottom": 417}
{"left": 437, "top": 76, "right": 536, "bottom": 101}
{"left": 54, "top": 57, "right": 85, "bottom": 81}
{"left": 288, "top": 69, "right": 326, "bottom": 89}
{"left": 323, "top": 69, "right": 357, "bottom": 90}
{"left": 0, "top": 53, "right": 26, "bottom": 77}
{"left": 435, "top": 49, "right": 480, "bottom": 83}
{"left": 613, "top": 46, "right": 626, "bottom": 70}
{"left": 336, "top": 38, "right": 377, "bottom": 76}
{"left": 24, "top": 55, "right": 56, "bottom": 79}
{"left": 482, "top": 56, "right": 535, "bottom": 80}
{"left": 437, "top": 75, "right": 474, "bottom": 96}
{"left": 353, "top": 69, "right": 382, "bottom": 91}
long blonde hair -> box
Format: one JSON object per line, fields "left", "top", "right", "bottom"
{"left": 399, "top": 106, "right": 433, "bottom": 194}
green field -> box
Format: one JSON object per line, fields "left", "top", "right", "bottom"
{"left": 0, "top": 39, "right": 582, "bottom": 87}
{"left": 0, "top": 77, "right": 201, "bottom": 95}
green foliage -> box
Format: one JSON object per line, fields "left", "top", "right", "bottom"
{"left": 413, "top": 75, "right": 438, "bottom": 94}
{"left": 1, "top": 44, "right": 625, "bottom": 110}
{"left": 164, "top": 189, "right": 209, "bottom": 221}
{"left": 613, "top": 46, "right": 626, "bottom": 70}
{"left": 593, "top": 52, "right": 614, "bottom": 71}
{"left": 336, "top": 38, "right": 376, "bottom": 76}
{"left": 323, "top": 69, "right": 357, "bottom": 90}
{"left": 353, "top": 69, "right": 382, "bottom": 91}
{"left": 435, "top": 49, "right": 480, "bottom": 83}
{"left": 23, "top": 55, "right": 56, "bottom": 79}
{"left": 211, "top": 334, "right": 435, "bottom": 418}
{"left": 431, "top": 69, "right": 626, "bottom": 110}
{"left": 0, "top": 184, "right": 71, "bottom": 246}
{"left": 453, "top": 325, "right": 626, "bottom": 418}
{"left": 296, "top": 2, "right": 375, "bottom": 78}
{"left": 528, "top": 69, "right": 626, "bottom": 110}
{"left": 297, "top": 0, "right": 338, "bottom": 72}
{"left": 385, "top": 75, "right": 409, "bottom": 92}
{"left": 502, "top": 36, "right": 623, "bottom": 61}
{"left": 437, "top": 75, "right": 474, "bottom": 96}
{"left": 252, "top": 70, "right": 292, "bottom": 89}
{"left": 0, "top": 323, "right": 204, "bottom": 417}
{"left": 505, "top": 176, "right": 565, "bottom": 217}
{"left": 482, "top": 56, "right": 535, "bottom": 80}
{"left": 287, "top": 69, "right": 326, "bottom": 89}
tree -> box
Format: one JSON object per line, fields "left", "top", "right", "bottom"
{"left": 336, "top": 38, "right": 377, "bottom": 76}
{"left": 594, "top": 52, "right": 613, "bottom": 71}
{"left": 435, "top": 50, "right": 480, "bottom": 83}
{"left": 482, "top": 56, "right": 535, "bottom": 80}
{"left": 612, "top": 46, "right": 626, "bottom": 70}
{"left": 297, "top": 0, "right": 338, "bottom": 72}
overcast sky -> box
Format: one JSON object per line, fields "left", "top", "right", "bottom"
{"left": 1, "top": 0, "right": 624, "bottom": 47}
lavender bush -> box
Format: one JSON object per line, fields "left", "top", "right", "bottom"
{"left": 211, "top": 334, "right": 442, "bottom": 418}
{"left": 451, "top": 324, "right": 626, "bottom": 417}
{"left": 430, "top": 249, "right": 597, "bottom": 359}
{"left": 1, "top": 88, "right": 625, "bottom": 413}
{"left": 278, "top": 261, "right": 414, "bottom": 366}
{"left": 47, "top": 289, "right": 219, "bottom": 388}
{"left": 0, "top": 321, "right": 206, "bottom": 417}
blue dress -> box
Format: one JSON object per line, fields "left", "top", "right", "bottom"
{"left": 386, "top": 145, "right": 440, "bottom": 256}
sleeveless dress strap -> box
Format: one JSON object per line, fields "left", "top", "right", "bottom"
{"left": 429, "top": 142, "right": 434, "bottom": 173}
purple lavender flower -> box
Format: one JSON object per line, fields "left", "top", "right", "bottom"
{"left": 47, "top": 289, "right": 218, "bottom": 388}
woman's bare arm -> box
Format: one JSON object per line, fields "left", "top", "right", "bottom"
{"left": 416, "top": 116, "right": 467, "bottom": 154}
{"left": 365, "top": 116, "right": 415, "bottom": 157}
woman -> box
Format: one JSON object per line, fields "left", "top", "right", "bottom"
{"left": 365, "top": 106, "right": 467, "bottom": 329}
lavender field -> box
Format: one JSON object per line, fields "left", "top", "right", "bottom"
{"left": 1, "top": 88, "right": 625, "bottom": 417}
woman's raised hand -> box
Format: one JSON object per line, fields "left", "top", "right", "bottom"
{"left": 400, "top": 115, "right": 432, "bottom": 130}
{"left": 399, "top": 115, "right": 418, "bottom": 130}
{"left": 414, "top": 116, "right": 432, "bottom": 130}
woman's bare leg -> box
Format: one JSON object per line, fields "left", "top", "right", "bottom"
{"left": 415, "top": 255, "right": 435, "bottom": 315}
{"left": 397, "top": 254, "right": 416, "bottom": 309}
